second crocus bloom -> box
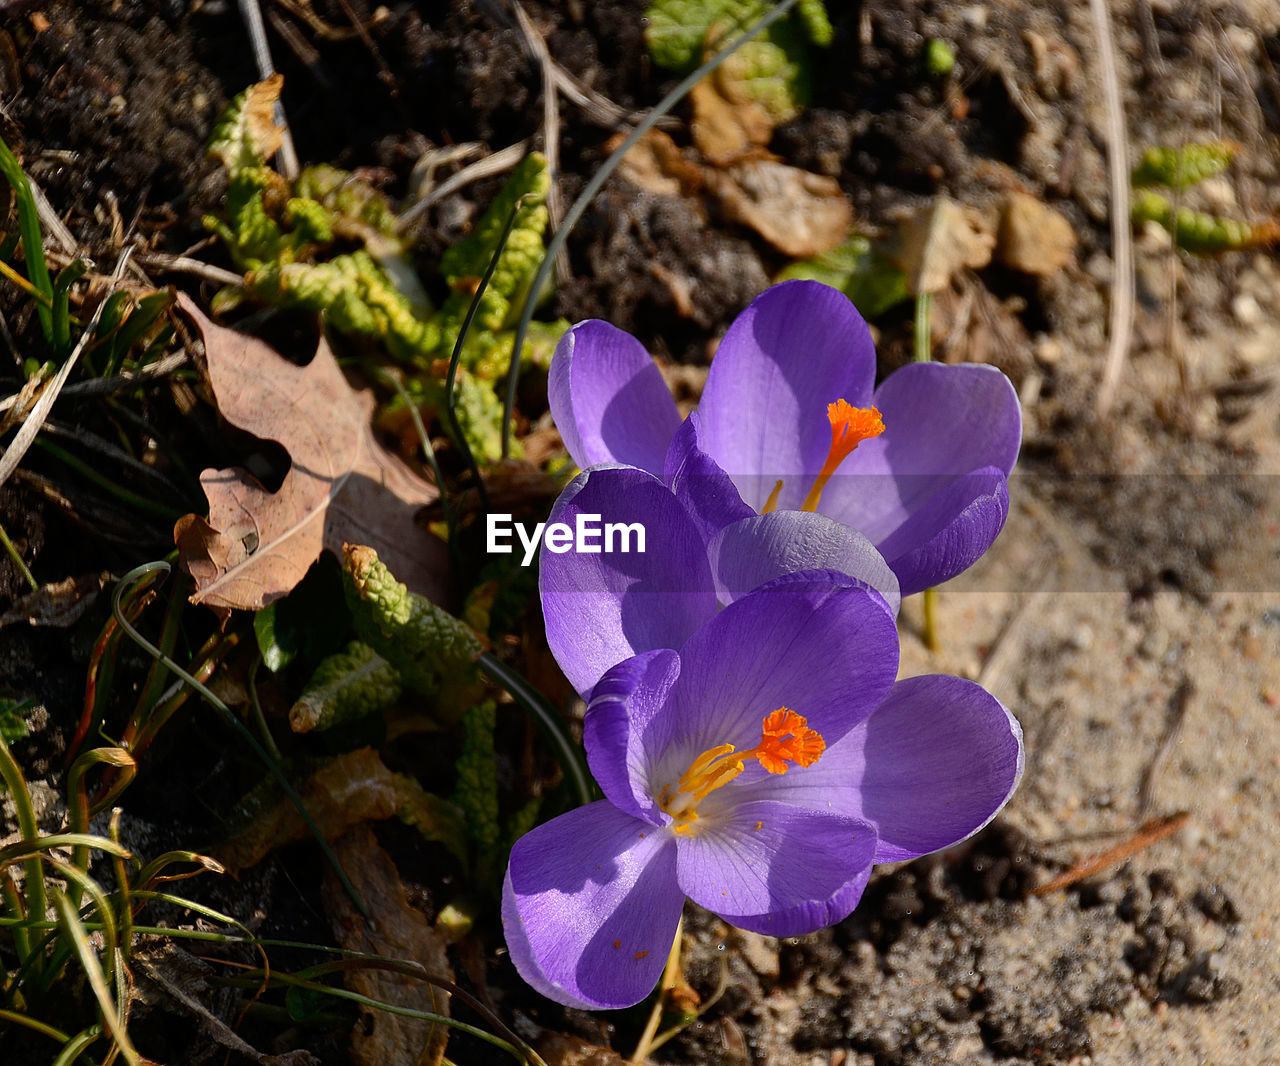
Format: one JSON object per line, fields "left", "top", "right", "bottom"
{"left": 549, "top": 279, "right": 1022, "bottom": 595}
{"left": 504, "top": 574, "right": 1024, "bottom": 1010}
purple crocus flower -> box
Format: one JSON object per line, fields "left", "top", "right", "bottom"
{"left": 540, "top": 460, "right": 901, "bottom": 697}
{"left": 504, "top": 574, "right": 1023, "bottom": 1010}
{"left": 549, "top": 280, "right": 1022, "bottom": 595}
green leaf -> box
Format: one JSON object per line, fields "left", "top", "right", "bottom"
{"left": 343, "top": 545, "right": 485, "bottom": 721}
{"left": 253, "top": 556, "right": 351, "bottom": 673}
{"left": 205, "top": 75, "right": 285, "bottom": 173}
{"left": 645, "top": 0, "right": 831, "bottom": 120}
{"left": 0, "top": 133, "right": 54, "bottom": 346}
{"left": 285, "top": 983, "right": 331, "bottom": 1024}
{"left": 1131, "top": 142, "right": 1236, "bottom": 191}
{"left": 449, "top": 701, "right": 502, "bottom": 881}
{"left": 777, "top": 233, "right": 911, "bottom": 318}
{"left": 0, "top": 697, "right": 32, "bottom": 745}
{"left": 288, "top": 640, "right": 402, "bottom": 734}
{"left": 1131, "top": 189, "right": 1276, "bottom": 255}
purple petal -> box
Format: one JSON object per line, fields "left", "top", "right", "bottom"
{"left": 645, "top": 575, "right": 899, "bottom": 794}
{"left": 842, "top": 674, "right": 1024, "bottom": 863}
{"left": 548, "top": 320, "right": 682, "bottom": 474}
{"left": 676, "top": 800, "right": 877, "bottom": 936}
{"left": 873, "top": 468, "right": 1010, "bottom": 595}
{"left": 539, "top": 466, "right": 717, "bottom": 696}
{"left": 663, "top": 413, "right": 754, "bottom": 543}
{"left": 503, "top": 801, "right": 683, "bottom": 1010}
{"left": 698, "top": 281, "right": 877, "bottom": 511}
{"left": 708, "top": 510, "right": 901, "bottom": 615}
{"left": 874, "top": 362, "right": 1021, "bottom": 476}
{"left": 819, "top": 362, "right": 1021, "bottom": 544}
{"left": 584, "top": 650, "right": 681, "bottom": 824}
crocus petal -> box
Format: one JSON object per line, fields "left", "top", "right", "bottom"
{"left": 874, "top": 362, "right": 1021, "bottom": 476}
{"left": 872, "top": 468, "right": 1009, "bottom": 596}
{"left": 676, "top": 801, "right": 877, "bottom": 936}
{"left": 539, "top": 466, "right": 717, "bottom": 696}
{"left": 584, "top": 649, "right": 681, "bottom": 824}
{"left": 842, "top": 674, "right": 1024, "bottom": 863}
{"left": 548, "top": 320, "right": 682, "bottom": 473}
{"left": 819, "top": 362, "right": 1021, "bottom": 546}
{"left": 503, "top": 801, "right": 683, "bottom": 1010}
{"left": 663, "top": 412, "right": 754, "bottom": 543}
{"left": 708, "top": 510, "right": 901, "bottom": 616}
{"left": 698, "top": 281, "right": 877, "bottom": 512}
{"left": 646, "top": 575, "right": 899, "bottom": 789}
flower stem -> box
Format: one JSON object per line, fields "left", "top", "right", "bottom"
{"left": 630, "top": 915, "right": 684, "bottom": 1064}
{"left": 913, "top": 289, "right": 940, "bottom": 650}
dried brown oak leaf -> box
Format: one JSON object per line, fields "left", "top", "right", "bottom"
{"left": 174, "top": 294, "right": 446, "bottom": 613}
{"left": 323, "top": 825, "right": 454, "bottom": 1066}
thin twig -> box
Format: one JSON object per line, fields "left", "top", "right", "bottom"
{"left": 1030, "top": 811, "right": 1189, "bottom": 896}
{"left": 131, "top": 252, "right": 245, "bottom": 287}
{"left": 0, "top": 350, "right": 189, "bottom": 415}
{"left": 1091, "top": 0, "right": 1135, "bottom": 418}
{"left": 397, "top": 141, "right": 530, "bottom": 228}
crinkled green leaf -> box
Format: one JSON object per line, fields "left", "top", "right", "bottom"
{"left": 645, "top": 0, "right": 831, "bottom": 121}
{"left": 439, "top": 153, "right": 550, "bottom": 337}
{"left": 1131, "top": 189, "right": 1277, "bottom": 255}
{"left": 777, "top": 233, "right": 911, "bottom": 318}
{"left": 245, "top": 251, "right": 440, "bottom": 359}
{"left": 294, "top": 163, "right": 398, "bottom": 238}
{"left": 343, "top": 545, "right": 485, "bottom": 719}
{"left": 1132, "top": 142, "right": 1236, "bottom": 191}
{"left": 450, "top": 701, "right": 502, "bottom": 880}
{"left": 288, "top": 640, "right": 402, "bottom": 734}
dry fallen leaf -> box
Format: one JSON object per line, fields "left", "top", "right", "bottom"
{"left": 174, "top": 293, "right": 446, "bottom": 613}
{"left": 707, "top": 159, "right": 852, "bottom": 258}
{"left": 240, "top": 73, "right": 286, "bottom": 161}
{"left": 323, "top": 825, "right": 455, "bottom": 1066}
{"left": 690, "top": 77, "right": 773, "bottom": 166}
{"left": 612, "top": 128, "right": 704, "bottom": 198}
{"left": 888, "top": 197, "right": 996, "bottom": 294}
{"left": 217, "top": 747, "right": 404, "bottom": 872}
{"left": 216, "top": 746, "right": 468, "bottom": 873}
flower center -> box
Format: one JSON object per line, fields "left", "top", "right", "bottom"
{"left": 759, "top": 401, "right": 884, "bottom": 514}
{"left": 659, "top": 709, "right": 825, "bottom": 835}
{"left": 801, "top": 400, "right": 884, "bottom": 512}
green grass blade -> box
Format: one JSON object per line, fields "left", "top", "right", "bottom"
{"left": 49, "top": 890, "right": 140, "bottom": 1066}
{"left": 0, "top": 133, "right": 54, "bottom": 345}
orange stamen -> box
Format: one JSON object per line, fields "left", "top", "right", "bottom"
{"left": 801, "top": 400, "right": 884, "bottom": 512}
{"left": 659, "top": 709, "right": 825, "bottom": 833}
{"left": 761, "top": 479, "right": 784, "bottom": 514}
